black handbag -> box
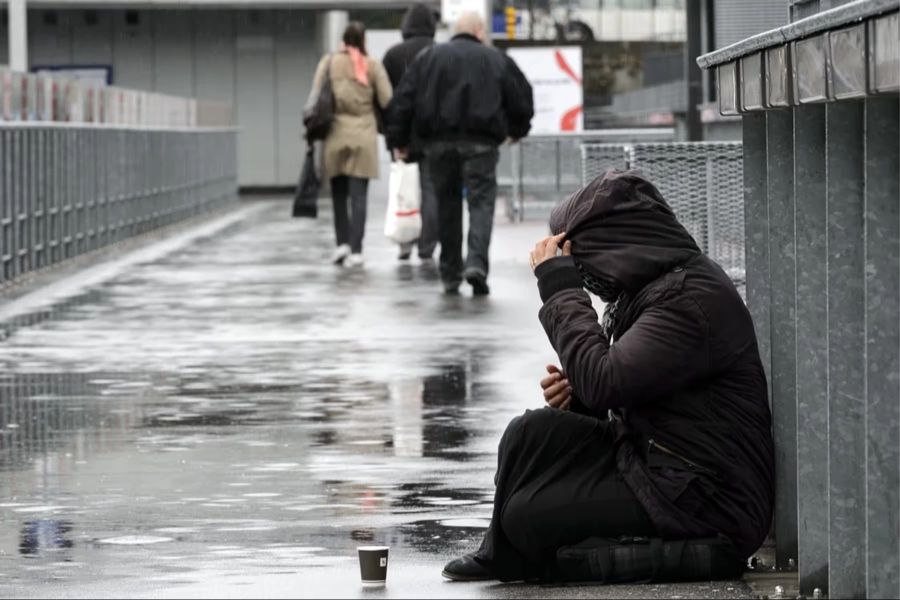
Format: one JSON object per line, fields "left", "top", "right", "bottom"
{"left": 553, "top": 535, "right": 744, "bottom": 584}
{"left": 303, "top": 55, "right": 334, "bottom": 141}
{"left": 292, "top": 144, "right": 319, "bottom": 219}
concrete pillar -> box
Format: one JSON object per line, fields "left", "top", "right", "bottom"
{"left": 319, "top": 10, "right": 349, "bottom": 55}
{"left": 8, "top": 0, "right": 28, "bottom": 72}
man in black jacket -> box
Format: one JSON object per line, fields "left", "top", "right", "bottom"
{"left": 386, "top": 12, "right": 534, "bottom": 295}
{"left": 382, "top": 4, "right": 439, "bottom": 262}
{"left": 442, "top": 170, "right": 774, "bottom": 582}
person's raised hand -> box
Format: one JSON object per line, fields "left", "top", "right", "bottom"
{"left": 541, "top": 364, "right": 572, "bottom": 411}
{"left": 530, "top": 233, "right": 571, "bottom": 272}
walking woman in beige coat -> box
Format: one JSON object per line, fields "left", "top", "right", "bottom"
{"left": 311, "top": 22, "right": 392, "bottom": 268}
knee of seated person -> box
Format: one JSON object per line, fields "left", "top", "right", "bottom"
{"left": 500, "top": 409, "right": 552, "bottom": 445}
{"left": 517, "top": 407, "right": 558, "bottom": 431}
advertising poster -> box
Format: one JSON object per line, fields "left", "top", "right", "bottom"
{"left": 507, "top": 46, "right": 583, "bottom": 134}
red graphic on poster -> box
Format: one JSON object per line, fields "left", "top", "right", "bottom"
{"left": 554, "top": 49, "right": 582, "bottom": 131}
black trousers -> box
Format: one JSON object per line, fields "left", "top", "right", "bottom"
{"left": 331, "top": 175, "right": 369, "bottom": 253}
{"left": 476, "top": 408, "right": 657, "bottom": 582}
{"left": 425, "top": 141, "right": 499, "bottom": 286}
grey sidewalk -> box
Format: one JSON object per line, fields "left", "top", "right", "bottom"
{"left": 0, "top": 199, "right": 752, "bottom": 599}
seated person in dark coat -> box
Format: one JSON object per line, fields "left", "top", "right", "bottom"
{"left": 442, "top": 170, "right": 775, "bottom": 582}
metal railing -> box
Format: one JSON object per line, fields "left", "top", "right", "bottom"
{"left": 581, "top": 141, "right": 745, "bottom": 285}
{"left": 699, "top": 2, "right": 900, "bottom": 597}
{"left": 0, "top": 68, "right": 238, "bottom": 289}
{"left": 501, "top": 129, "right": 675, "bottom": 221}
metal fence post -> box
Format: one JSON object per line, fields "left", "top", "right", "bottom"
{"left": 863, "top": 95, "right": 900, "bottom": 600}
{"left": 766, "top": 109, "right": 798, "bottom": 571}
{"left": 793, "top": 104, "right": 829, "bottom": 596}
{"left": 1, "top": 127, "right": 11, "bottom": 284}
{"left": 704, "top": 156, "right": 715, "bottom": 258}
{"left": 825, "top": 100, "right": 867, "bottom": 600}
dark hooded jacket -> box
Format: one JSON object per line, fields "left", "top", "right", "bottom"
{"left": 534, "top": 170, "right": 774, "bottom": 558}
{"left": 385, "top": 33, "right": 533, "bottom": 149}
{"left": 383, "top": 4, "right": 436, "bottom": 91}
{"left": 382, "top": 4, "right": 436, "bottom": 159}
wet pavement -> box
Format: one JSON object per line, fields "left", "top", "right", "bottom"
{"left": 0, "top": 199, "right": 753, "bottom": 598}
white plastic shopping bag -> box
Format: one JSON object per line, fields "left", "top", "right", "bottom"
{"left": 384, "top": 161, "right": 422, "bottom": 244}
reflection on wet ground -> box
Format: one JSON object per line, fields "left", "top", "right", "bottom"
{"left": 0, "top": 201, "right": 750, "bottom": 598}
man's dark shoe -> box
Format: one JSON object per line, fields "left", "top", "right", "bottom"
{"left": 465, "top": 269, "right": 490, "bottom": 296}
{"left": 443, "top": 283, "right": 461, "bottom": 295}
{"left": 441, "top": 554, "right": 494, "bottom": 581}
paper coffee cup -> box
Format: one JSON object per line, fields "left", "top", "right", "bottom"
{"left": 358, "top": 546, "right": 389, "bottom": 586}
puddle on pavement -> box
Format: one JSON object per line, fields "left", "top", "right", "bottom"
{"left": 0, "top": 358, "right": 512, "bottom": 580}
{"left": 0, "top": 202, "right": 548, "bottom": 594}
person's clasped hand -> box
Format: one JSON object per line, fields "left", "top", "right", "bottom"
{"left": 541, "top": 364, "right": 572, "bottom": 411}
{"left": 529, "top": 232, "right": 570, "bottom": 271}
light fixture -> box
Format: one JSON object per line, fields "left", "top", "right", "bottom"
{"left": 740, "top": 52, "right": 765, "bottom": 111}
{"left": 717, "top": 61, "right": 740, "bottom": 116}
{"left": 869, "top": 11, "right": 899, "bottom": 94}
{"left": 828, "top": 23, "right": 867, "bottom": 100}
{"left": 792, "top": 33, "right": 829, "bottom": 104}
{"left": 765, "top": 44, "right": 792, "bottom": 108}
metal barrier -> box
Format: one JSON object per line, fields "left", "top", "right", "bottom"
{"left": 502, "top": 129, "right": 675, "bottom": 221}
{"left": 699, "top": 2, "right": 900, "bottom": 597}
{"left": 0, "top": 67, "right": 238, "bottom": 289}
{"left": 581, "top": 141, "right": 745, "bottom": 285}
{"left": 0, "top": 126, "right": 237, "bottom": 287}
{"left": 0, "top": 371, "right": 117, "bottom": 471}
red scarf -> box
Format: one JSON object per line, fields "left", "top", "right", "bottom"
{"left": 344, "top": 45, "right": 369, "bottom": 87}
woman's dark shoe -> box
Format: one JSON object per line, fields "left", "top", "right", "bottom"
{"left": 441, "top": 554, "right": 494, "bottom": 581}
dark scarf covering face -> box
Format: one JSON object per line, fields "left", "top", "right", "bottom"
{"left": 549, "top": 170, "right": 702, "bottom": 338}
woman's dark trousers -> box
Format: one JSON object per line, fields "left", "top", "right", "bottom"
{"left": 331, "top": 175, "right": 369, "bottom": 253}
{"left": 475, "top": 408, "right": 657, "bottom": 582}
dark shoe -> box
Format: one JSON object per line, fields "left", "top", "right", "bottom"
{"left": 443, "top": 283, "right": 461, "bottom": 295}
{"left": 418, "top": 260, "right": 439, "bottom": 281}
{"left": 464, "top": 269, "right": 490, "bottom": 296}
{"left": 398, "top": 243, "right": 413, "bottom": 261}
{"left": 441, "top": 554, "right": 494, "bottom": 582}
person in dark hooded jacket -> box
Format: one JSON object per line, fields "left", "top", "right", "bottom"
{"left": 442, "top": 170, "right": 774, "bottom": 583}
{"left": 382, "top": 4, "right": 440, "bottom": 262}
{"left": 382, "top": 4, "right": 436, "bottom": 91}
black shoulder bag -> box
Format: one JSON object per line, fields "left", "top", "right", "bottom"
{"left": 291, "top": 143, "right": 320, "bottom": 219}
{"left": 303, "top": 55, "right": 334, "bottom": 141}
